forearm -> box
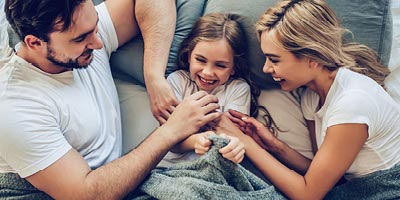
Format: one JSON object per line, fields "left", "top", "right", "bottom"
{"left": 84, "top": 126, "right": 177, "bottom": 199}
{"left": 245, "top": 139, "right": 313, "bottom": 200}
{"left": 170, "top": 134, "right": 197, "bottom": 153}
{"left": 136, "top": 0, "right": 176, "bottom": 84}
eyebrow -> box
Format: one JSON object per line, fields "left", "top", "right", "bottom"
{"left": 70, "top": 14, "right": 99, "bottom": 42}
{"left": 264, "top": 53, "right": 280, "bottom": 58}
{"left": 194, "top": 54, "right": 231, "bottom": 63}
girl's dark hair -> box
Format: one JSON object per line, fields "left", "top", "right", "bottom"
{"left": 178, "top": 13, "right": 280, "bottom": 133}
{"left": 5, "top": 0, "right": 86, "bottom": 42}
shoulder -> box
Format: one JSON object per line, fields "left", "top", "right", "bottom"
{"left": 167, "top": 70, "right": 190, "bottom": 83}
{"left": 226, "top": 78, "right": 250, "bottom": 91}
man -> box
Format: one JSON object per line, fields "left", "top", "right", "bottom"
{"left": 0, "top": 0, "right": 221, "bottom": 199}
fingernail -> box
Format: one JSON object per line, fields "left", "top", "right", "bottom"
{"left": 242, "top": 117, "right": 247, "bottom": 120}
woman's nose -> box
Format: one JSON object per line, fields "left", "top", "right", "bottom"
{"left": 263, "top": 59, "right": 274, "bottom": 74}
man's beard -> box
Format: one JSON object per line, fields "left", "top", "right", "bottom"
{"left": 46, "top": 45, "right": 93, "bottom": 69}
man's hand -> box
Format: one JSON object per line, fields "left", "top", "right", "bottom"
{"left": 163, "top": 91, "right": 222, "bottom": 140}
{"left": 147, "top": 77, "right": 179, "bottom": 124}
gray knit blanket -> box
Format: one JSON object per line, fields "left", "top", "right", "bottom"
{"left": 128, "top": 135, "right": 400, "bottom": 200}
{"left": 127, "top": 135, "right": 287, "bottom": 200}
{"left": 1, "top": 135, "right": 399, "bottom": 199}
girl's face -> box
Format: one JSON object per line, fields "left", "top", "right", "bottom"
{"left": 260, "top": 31, "right": 315, "bottom": 91}
{"left": 189, "top": 39, "right": 235, "bottom": 92}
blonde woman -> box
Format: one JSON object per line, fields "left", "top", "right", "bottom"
{"left": 216, "top": 0, "right": 400, "bottom": 199}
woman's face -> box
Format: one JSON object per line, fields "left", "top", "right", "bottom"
{"left": 260, "top": 31, "right": 315, "bottom": 91}
{"left": 188, "top": 39, "right": 235, "bottom": 92}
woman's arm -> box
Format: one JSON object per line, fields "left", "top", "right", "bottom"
{"left": 217, "top": 114, "right": 368, "bottom": 199}
{"left": 228, "top": 110, "right": 312, "bottom": 174}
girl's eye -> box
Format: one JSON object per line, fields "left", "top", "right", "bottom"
{"left": 216, "top": 64, "right": 227, "bottom": 68}
{"left": 195, "top": 57, "right": 206, "bottom": 63}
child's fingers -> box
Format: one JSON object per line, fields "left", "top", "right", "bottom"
{"left": 194, "top": 148, "right": 209, "bottom": 155}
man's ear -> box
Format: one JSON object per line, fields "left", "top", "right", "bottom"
{"left": 24, "top": 35, "right": 45, "bottom": 50}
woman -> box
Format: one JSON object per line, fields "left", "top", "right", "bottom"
{"left": 216, "top": 0, "right": 400, "bottom": 199}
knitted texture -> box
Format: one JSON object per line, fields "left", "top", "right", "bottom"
{"left": 0, "top": 173, "right": 52, "bottom": 200}
{"left": 129, "top": 135, "right": 287, "bottom": 200}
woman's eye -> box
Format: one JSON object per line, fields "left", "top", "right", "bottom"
{"left": 267, "top": 57, "right": 279, "bottom": 64}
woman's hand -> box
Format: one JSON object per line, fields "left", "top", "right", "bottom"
{"left": 218, "top": 134, "right": 245, "bottom": 164}
{"left": 228, "top": 109, "right": 276, "bottom": 151}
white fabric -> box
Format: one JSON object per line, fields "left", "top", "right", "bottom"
{"left": 167, "top": 70, "right": 251, "bottom": 114}
{"left": 385, "top": 3, "right": 400, "bottom": 104}
{"left": 0, "top": 3, "right": 121, "bottom": 178}
{"left": 301, "top": 68, "right": 400, "bottom": 179}
{"left": 158, "top": 70, "right": 251, "bottom": 168}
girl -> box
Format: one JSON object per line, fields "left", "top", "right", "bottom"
{"left": 216, "top": 0, "right": 400, "bottom": 199}
{"left": 158, "top": 13, "right": 272, "bottom": 168}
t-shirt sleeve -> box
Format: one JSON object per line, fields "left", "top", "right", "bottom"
{"left": 301, "top": 88, "right": 320, "bottom": 121}
{"left": 224, "top": 80, "right": 251, "bottom": 115}
{"left": 96, "top": 3, "right": 119, "bottom": 56}
{"left": 0, "top": 97, "right": 71, "bottom": 178}
{"left": 167, "top": 70, "right": 187, "bottom": 102}
{"left": 326, "top": 90, "right": 374, "bottom": 132}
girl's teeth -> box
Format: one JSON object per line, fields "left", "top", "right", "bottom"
{"left": 201, "top": 77, "right": 214, "bottom": 84}
{"left": 273, "top": 77, "right": 282, "bottom": 81}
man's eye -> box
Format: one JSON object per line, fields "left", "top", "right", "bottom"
{"left": 74, "top": 36, "right": 86, "bottom": 42}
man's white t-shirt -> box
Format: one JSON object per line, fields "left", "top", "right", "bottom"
{"left": 158, "top": 70, "right": 251, "bottom": 168}
{"left": 0, "top": 3, "right": 121, "bottom": 178}
{"left": 301, "top": 67, "right": 400, "bottom": 180}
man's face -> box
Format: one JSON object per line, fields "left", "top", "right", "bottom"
{"left": 45, "top": 0, "right": 102, "bottom": 70}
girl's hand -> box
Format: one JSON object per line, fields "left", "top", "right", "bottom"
{"left": 218, "top": 134, "right": 245, "bottom": 164}
{"left": 194, "top": 131, "right": 214, "bottom": 155}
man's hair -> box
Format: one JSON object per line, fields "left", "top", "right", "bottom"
{"left": 5, "top": 0, "right": 86, "bottom": 42}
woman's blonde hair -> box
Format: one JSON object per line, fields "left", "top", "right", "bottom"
{"left": 256, "top": 0, "right": 390, "bottom": 87}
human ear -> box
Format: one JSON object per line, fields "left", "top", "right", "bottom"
{"left": 24, "top": 35, "right": 45, "bottom": 50}
{"left": 309, "top": 59, "right": 320, "bottom": 69}
{"left": 230, "top": 69, "right": 235, "bottom": 75}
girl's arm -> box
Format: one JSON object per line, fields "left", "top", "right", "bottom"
{"left": 170, "top": 131, "right": 213, "bottom": 154}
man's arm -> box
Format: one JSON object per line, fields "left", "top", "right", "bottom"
{"left": 25, "top": 91, "right": 221, "bottom": 199}
{"left": 136, "top": 0, "right": 179, "bottom": 124}
{"left": 106, "top": 0, "right": 179, "bottom": 124}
